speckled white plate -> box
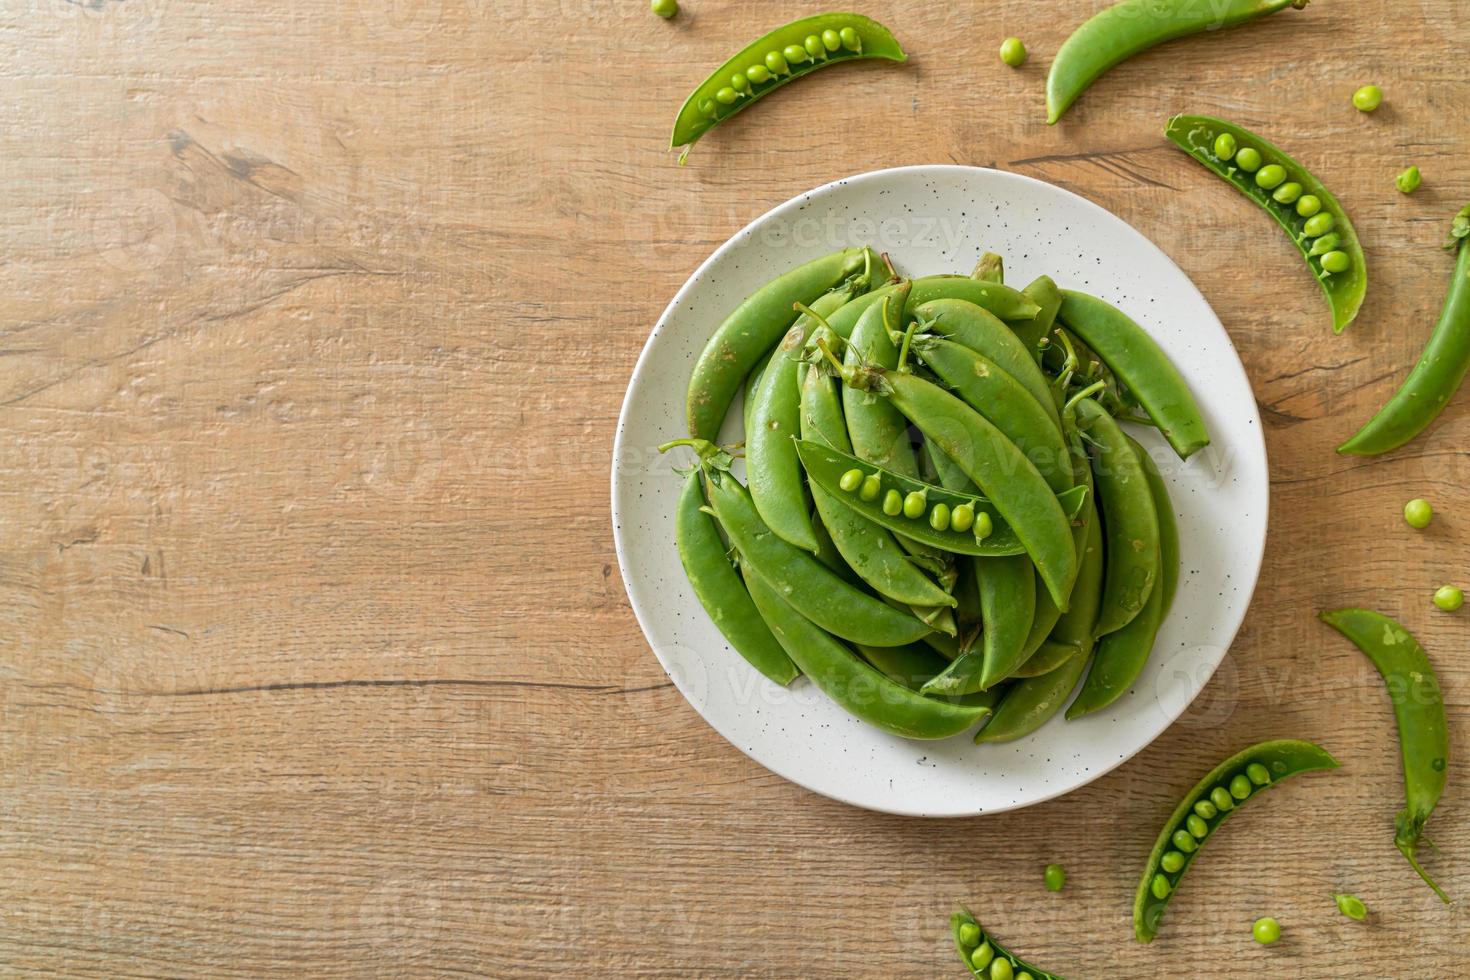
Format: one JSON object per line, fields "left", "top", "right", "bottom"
{"left": 611, "top": 166, "right": 1267, "bottom": 816}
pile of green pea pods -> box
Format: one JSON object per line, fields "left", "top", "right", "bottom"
{"left": 665, "top": 246, "right": 1210, "bottom": 744}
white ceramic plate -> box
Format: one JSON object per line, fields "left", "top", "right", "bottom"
{"left": 612, "top": 166, "right": 1267, "bottom": 816}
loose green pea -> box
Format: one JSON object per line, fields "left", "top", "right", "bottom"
{"left": 1332, "top": 893, "right": 1368, "bottom": 921}
{"left": 1404, "top": 498, "right": 1433, "bottom": 528}
{"left": 839, "top": 26, "right": 861, "bottom": 51}
{"left": 1434, "top": 585, "right": 1464, "bottom": 612}
{"left": 1397, "top": 166, "right": 1422, "bottom": 194}
{"left": 746, "top": 64, "right": 772, "bottom": 85}
{"left": 1303, "top": 212, "right": 1336, "bottom": 238}
{"left": 903, "top": 490, "right": 927, "bottom": 519}
{"left": 1044, "top": 863, "right": 1065, "bottom": 892}
{"left": 1171, "top": 829, "right": 1198, "bottom": 854}
{"left": 1210, "top": 786, "right": 1235, "bottom": 812}
{"left": 1254, "top": 164, "right": 1287, "bottom": 190}
{"left": 970, "top": 942, "right": 994, "bottom": 970}
{"left": 1320, "top": 250, "right": 1351, "bottom": 274}
{"left": 951, "top": 503, "right": 975, "bottom": 533}
{"left": 859, "top": 473, "right": 882, "bottom": 502}
{"left": 1229, "top": 774, "right": 1252, "bottom": 800}
{"left": 1308, "top": 233, "right": 1342, "bottom": 257}
{"left": 929, "top": 502, "right": 952, "bottom": 532}
{"left": 1272, "top": 181, "right": 1303, "bottom": 204}
{"left": 882, "top": 489, "right": 903, "bottom": 517}
{"left": 1160, "top": 850, "right": 1186, "bottom": 873}
{"left": 999, "top": 37, "right": 1027, "bottom": 68}
{"left": 1213, "top": 132, "right": 1237, "bottom": 161}
{"left": 958, "top": 922, "right": 982, "bottom": 947}
{"left": 765, "top": 51, "right": 790, "bottom": 75}
{"left": 1296, "top": 195, "right": 1322, "bottom": 218}
{"left": 1352, "top": 84, "right": 1383, "bottom": 112}
{"left": 804, "top": 35, "right": 824, "bottom": 59}
{"left": 1235, "top": 147, "right": 1262, "bottom": 173}
{"left": 990, "top": 958, "right": 1014, "bottom": 980}
{"left": 1193, "top": 799, "right": 1218, "bottom": 821}
{"left": 821, "top": 28, "right": 841, "bottom": 52}
{"left": 715, "top": 87, "right": 740, "bottom": 106}
{"left": 650, "top": 0, "right": 677, "bottom": 18}
{"left": 1186, "top": 814, "right": 1209, "bottom": 839}
{"left": 1151, "top": 874, "right": 1171, "bottom": 899}
{"left": 1252, "top": 917, "right": 1281, "bottom": 945}
{"left": 783, "top": 44, "right": 809, "bottom": 65}
{"left": 839, "top": 468, "right": 864, "bottom": 493}
{"left": 973, "top": 511, "right": 994, "bottom": 541}
{"left": 1246, "top": 762, "right": 1271, "bottom": 786}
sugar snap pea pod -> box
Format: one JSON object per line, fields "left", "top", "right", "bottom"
{"left": 1134, "top": 739, "right": 1340, "bottom": 942}
{"left": 952, "top": 907, "right": 1066, "bottom": 980}
{"left": 1320, "top": 609, "right": 1450, "bottom": 903}
{"left": 706, "top": 468, "right": 932, "bottom": 647}
{"left": 1166, "top": 114, "right": 1365, "bottom": 334}
{"left": 1047, "top": 1, "right": 1309, "bottom": 124}
{"left": 747, "top": 283, "right": 864, "bottom": 552}
{"left": 672, "top": 469, "right": 799, "bottom": 686}
{"left": 687, "top": 247, "right": 871, "bottom": 440}
{"left": 742, "top": 345, "right": 775, "bottom": 436}
{"left": 1066, "top": 553, "right": 1162, "bottom": 718}
{"left": 855, "top": 643, "right": 1002, "bottom": 712}
{"left": 920, "top": 555, "right": 1035, "bottom": 696}
{"left": 920, "top": 440, "right": 977, "bottom": 494}
{"left": 809, "top": 504, "right": 859, "bottom": 585}
{"left": 1007, "top": 639, "right": 1078, "bottom": 680}
{"left": 743, "top": 574, "right": 989, "bottom": 740}
{"left": 1014, "top": 275, "right": 1063, "bottom": 366}
{"left": 1058, "top": 290, "right": 1210, "bottom": 459}
{"left": 844, "top": 282, "right": 918, "bottom": 475}
{"left": 670, "top": 14, "right": 906, "bottom": 163}
{"left": 974, "top": 643, "right": 1088, "bottom": 744}
{"left": 1131, "top": 436, "right": 1179, "bottom": 616}
{"left": 911, "top": 299, "right": 1060, "bottom": 430}
{"left": 821, "top": 275, "right": 1041, "bottom": 338}
{"left": 1339, "top": 204, "right": 1470, "bottom": 454}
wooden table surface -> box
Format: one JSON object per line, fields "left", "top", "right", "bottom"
{"left": 3, "top": 1, "right": 1468, "bottom": 976}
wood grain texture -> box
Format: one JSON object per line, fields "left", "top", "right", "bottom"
{"left": 2, "top": 0, "right": 1468, "bottom": 975}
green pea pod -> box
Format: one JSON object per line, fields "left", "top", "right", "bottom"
{"left": 743, "top": 574, "right": 991, "bottom": 740}
{"left": 1338, "top": 203, "right": 1470, "bottom": 454}
{"left": 742, "top": 345, "right": 776, "bottom": 436}
{"left": 973, "top": 643, "right": 1088, "bottom": 744}
{"left": 1047, "top": 1, "right": 1308, "bottom": 124}
{"left": 1320, "top": 609, "right": 1450, "bottom": 903}
{"left": 670, "top": 14, "right": 907, "bottom": 163}
{"left": 1131, "top": 436, "right": 1179, "bottom": 616}
{"left": 1043, "top": 495, "right": 1105, "bottom": 654}
{"left": 1076, "top": 399, "right": 1160, "bottom": 636}
{"left": 844, "top": 282, "right": 919, "bottom": 475}
{"left": 1014, "top": 275, "right": 1063, "bottom": 366}
{"left": 687, "top": 247, "right": 871, "bottom": 440}
{"left": 1058, "top": 289, "right": 1210, "bottom": 459}
{"left": 921, "top": 555, "right": 1035, "bottom": 696}
{"left": 1134, "top": 739, "right": 1340, "bottom": 942}
{"left": 707, "top": 470, "right": 932, "bottom": 647}
{"left": 821, "top": 274, "right": 1042, "bottom": 338}
{"left": 951, "top": 907, "right": 1065, "bottom": 980}
{"left": 1066, "top": 555, "right": 1162, "bottom": 718}
{"left": 672, "top": 470, "right": 799, "bottom": 686}
{"left": 1008, "top": 639, "right": 1079, "bottom": 679}
{"left": 855, "top": 643, "right": 1002, "bottom": 714}
{"left": 747, "top": 281, "right": 864, "bottom": 552}
{"left": 912, "top": 298, "right": 1061, "bottom": 430}
{"left": 1166, "top": 114, "right": 1365, "bottom": 334}
{"left": 809, "top": 503, "right": 860, "bottom": 585}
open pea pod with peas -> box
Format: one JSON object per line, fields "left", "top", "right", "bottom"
{"left": 951, "top": 907, "right": 1064, "bottom": 980}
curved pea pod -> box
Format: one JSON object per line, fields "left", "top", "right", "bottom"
{"left": 922, "top": 556, "right": 1036, "bottom": 696}
{"left": 951, "top": 907, "right": 1065, "bottom": 980}
{"left": 741, "top": 346, "right": 775, "bottom": 436}
{"left": 1014, "top": 275, "right": 1063, "bottom": 366}
{"left": 743, "top": 574, "right": 991, "bottom": 740}
{"left": 1135, "top": 739, "right": 1338, "bottom": 942}
{"left": 794, "top": 439, "right": 1089, "bottom": 559}
{"left": 707, "top": 470, "right": 932, "bottom": 647}
{"left": 1066, "top": 555, "right": 1162, "bottom": 718}
{"left": 911, "top": 298, "right": 1060, "bottom": 430}
{"left": 1047, "top": 1, "right": 1308, "bottom": 124}
{"left": 673, "top": 471, "right": 799, "bottom": 686}
{"left": 1166, "top": 114, "right": 1366, "bottom": 334}
{"left": 1057, "top": 289, "right": 1210, "bottom": 459}
{"left": 1131, "top": 436, "right": 1179, "bottom": 616}
{"left": 670, "top": 14, "right": 907, "bottom": 163}
{"left": 1320, "top": 609, "right": 1450, "bottom": 903}
{"left": 1339, "top": 203, "right": 1470, "bottom": 454}
{"left": 844, "top": 282, "right": 919, "bottom": 476}
{"left": 1008, "top": 639, "right": 1078, "bottom": 680}
{"left": 855, "top": 643, "right": 1002, "bottom": 714}
{"left": 973, "top": 643, "right": 1088, "bottom": 744}
{"left": 821, "top": 274, "right": 1041, "bottom": 338}
{"left": 687, "top": 247, "right": 872, "bottom": 440}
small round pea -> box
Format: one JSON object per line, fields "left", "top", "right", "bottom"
{"left": 1353, "top": 84, "right": 1383, "bottom": 112}
{"left": 1213, "top": 132, "right": 1237, "bottom": 161}
{"left": 746, "top": 64, "right": 772, "bottom": 85}
{"left": 730, "top": 73, "right": 751, "bottom": 93}
{"left": 838, "top": 468, "right": 864, "bottom": 493}
{"left": 970, "top": 942, "right": 994, "bottom": 971}
{"left": 804, "top": 35, "right": 824, "bottom": 59}
{"left": 958, "top": 922, "right": 981, "bottom": 948}
{"left": 882, "top": 489, "right": 903, "bottom": 517}
{"left": 902, "top": 490, "right": 927, "bottom": 519}
{"left": 990, "top": 958, "right": 1014, "bottom": 980}
{"left": 697, "top": 97, "right": 717, "bottom": 118}
{"left": 1254, "top": 164, "right": 1287, "bottom": 190}
{"left": 1193, "top": 799, "right": 1218, "bottom": 821}
{"left": 1404, "top": 498, "right": 1433, "bottom": 529}
{"left": 1186, "top": 814, "right": 1210, "bottom": 840}
{"left": 1333, "top": 893, "right": 1368, "bottom": 921}
{"left": 1229, "top": 774, "right": 1253, "bottom": 800}
{"left": 715, "top": 87, "right": 740, "bottom": 106}
{"left": 1272, "top": 181, "right": 1303, "bottom": 205}
{"left": 859, "top": 474, "right": 882, "bottom": 502}
{"left": 1171, "top": 829, "right": 1198, "bottom": 854}
{"left": 1160, "top": 850, "right": 1186, "bottom": 873}
{"left": 765, "top": 51, "right": 790, "bottom": 75}
{"left": 1044, "top": 863, "right": 1065, "bottom": 892}
{"left": 1235, "top": 147, "right": 1262, "bottom": 173}
{"left": 838, "top": 26, "right": 861, "bottom": 51}
{"left": 783, "top": 44, "right": 809, "bottom": 65}
{"left": 1296, "top": 194, "right": 1322, "bottom": 218}
{"left": 999, "top": 37, "right": 1027, "bottom": 68}
{"left": 973, "top": 511, "right": 994, "bottom": 541}
{"left": 1303, "top": 212, "right": 1336, "bottom": 238}
{"left": 1246, "top": 762, "right": 1271, "bottom": 786}
{"left": 1151, "top": 874, "right": 1171, "bottom": 899}
{"left": 929, "top": 503, "right": 952, "bottom": 532}
{"left": 650, "top": 0, "right": 677, "bottom": 18}
{"left": 1397, "top": 165, "right": 1422, "bottom": 194}
{"left": 821, "top": 29, "right": 841, "bottom": 52}
{"left": 1433, "top": 585, "right": 1464, "bottom": 612}
{"left": 951, "top": 503, "right": 976, "bottom": 533}
{"left": 1252, "top": 916, "right": 1281, "bottom": 945}
{"left": 1309, "top": 233, "right": 1342, "bottom": 257}
{"left": 1210, "top": 786, "right": 1235, "bottom": 812}
{"left": 1321, "top": 250, "right": 1351, "bottom": 274}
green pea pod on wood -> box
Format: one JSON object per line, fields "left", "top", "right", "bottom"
{"left": 1134, "top": 739, "right": 1339, "bottom": 942}
{"left": 951, "top": 907, "right": 1065, "bottom": 980}
{"left": 1320, "top": 609, "right": 1450, "bottom": 903}
{"left": 670, "top": 14, "right": 907, "bottom": 163}
{"left": 1166, "top": 114, "right": 1366, "bottom": 333}
{"left": 1338, "top": 203, "right": 1470, "bottom": 454}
